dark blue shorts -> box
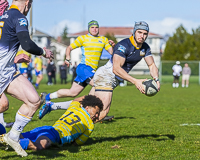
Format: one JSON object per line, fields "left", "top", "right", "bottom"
{"left": 74, "top": 64, "right": 95, "bottom": 87}
{"left": 21, "top": 126, "right": 60, "bottom": 144}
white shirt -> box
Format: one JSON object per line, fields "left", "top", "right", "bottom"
{"left": 172, "top": 64, "right": 182, "bottom": 76}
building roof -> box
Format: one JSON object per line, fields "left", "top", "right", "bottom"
{"left": 69, "top": 27, "right": 163, "bottom": 38}
{"left": 32, "top": 29, "right": 52, "bottom": 38}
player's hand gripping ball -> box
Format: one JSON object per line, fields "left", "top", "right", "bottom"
{"left": 143, "top": 79, "right": 158, "bottom": 97}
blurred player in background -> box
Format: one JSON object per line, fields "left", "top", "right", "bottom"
{"left": 16, "top": 49, "right": 31, "bottom": 78}
{"left": 0, "top": 0, "right": 54, "bottom": 157}
{"left": 8, "top": 95, "right": 102, "bottom": 151}
{"left": 34, "top": 56, "right": 44, "bottom": 89}
{"left": 41, "top": 20, "right": 113, "bottom": 102}
{"left": 172, "top": 61, "right": 182, "bottom": 88}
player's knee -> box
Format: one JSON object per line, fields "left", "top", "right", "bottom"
{"left": 28, "top": 96, "right": 41, "bottom": 111}
{"left": 0, "top": 100, "right": 9, "bottom": 112}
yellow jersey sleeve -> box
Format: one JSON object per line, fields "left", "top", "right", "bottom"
{"left": 70, "top": 35, "right": 84, "bottom": 49}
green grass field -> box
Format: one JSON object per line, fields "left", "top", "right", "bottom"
{"left": 1, "top": 76, "right": 200, "bottom": 159}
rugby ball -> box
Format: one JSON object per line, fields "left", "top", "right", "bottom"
{"left": 143, "top": 79, "right": 158, "bottom": 97}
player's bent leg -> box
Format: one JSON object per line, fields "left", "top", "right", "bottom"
{"left": 94, "top": 91, "right": 113, "bottom": 123}
{"left": 6, "top": 75, "right": 41, "bottom": 117}
{"left": 56, "top": 82, "right": 84, "bottom": 98}
{"left": 4, "top": 75, "right": 41, "bottom": 156}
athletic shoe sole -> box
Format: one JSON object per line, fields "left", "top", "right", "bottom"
{"left": 0, "top": 134, "right": 28, "bottom": 157}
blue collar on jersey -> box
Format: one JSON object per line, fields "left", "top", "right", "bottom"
{"left": 81, "top": 107, "right": 90, "bottom": 117}
{"left": 9, "top": 5, "right": 19, "bottom": 11}
{"left": 129, "top": 35, "right": 141, "bottom": 49}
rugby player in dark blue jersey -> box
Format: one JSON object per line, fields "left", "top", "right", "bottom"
{"left": 93, "top": 21, "right": 161, "bottom": 122}
{"left": 0, "top": 0, "right": 54, "bottom": 157}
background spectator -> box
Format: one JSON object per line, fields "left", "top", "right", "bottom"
{"left": 71, "top": 62, "right": 77, "bottom": 84}
{"left": 172, "top": 61, "right": 182, "bottom": 88}
{"left": 182, "top": 63, "right": 191, "bottom": 87}
{"left": 60, "top": 62, "right": 67, "bottom": 84}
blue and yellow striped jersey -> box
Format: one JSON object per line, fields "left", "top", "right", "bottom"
{"left": 16, "top": 50, "right": 31, "bottom": 68}
{"left": 53, "top": 101, "right": 94, "bottom": 145}
{"left": 34, "top": 57, "right": 42, "bottom": 71}
{"left": 70, "top": 34, "right": 111, "bottom": 70}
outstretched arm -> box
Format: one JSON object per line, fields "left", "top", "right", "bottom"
{"left": 145, "top": 56, "right": 160, "bottom": 91}
{"left": 113, "top": 54, "right": 146, "bottom": 94}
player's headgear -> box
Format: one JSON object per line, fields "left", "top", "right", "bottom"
{"left": 0, "top": 0, "right": 8, "bottom": 17}
{"left": 88, "top": 20, "right": 99, "bottom": 33}
{"left": 133, "top": 21, "right": 149, "bottom": 37}
{"left": 176, "top": 61, "right": 180, "bottom": 65}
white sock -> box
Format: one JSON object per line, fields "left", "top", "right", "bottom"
{"left": 0, "top": 113, "right": 6, "bottom": 127}
{"left": 182, "top": 84, "right": 185, "bottom": 87}
{"left": 186, "top": 85, "right": 188, "bottom": 87}
{"left": 9, "top": 111, "right": 32, "bottom": 142}
{"left": 172, "top": 83, "right": 176, "bottom": 88}
{"left": 50, "top": 92, "right": 58, "bottom": 99}
{"left": 51, "top": 100, "right": 72, "bottom": 110}
{"left": 175, "top": 83, "right": 179, "bottom": 88}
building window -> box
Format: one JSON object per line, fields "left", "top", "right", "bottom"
{"left": 38, "top": 37, "right": 41, "bottom": 43}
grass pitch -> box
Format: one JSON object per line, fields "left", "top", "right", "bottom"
{"left": 1, "top": 79, "right": 200, "bottom": 159}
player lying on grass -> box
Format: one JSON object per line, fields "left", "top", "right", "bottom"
{"left": 0, "top": 95, "right": 103, "bottom": 151}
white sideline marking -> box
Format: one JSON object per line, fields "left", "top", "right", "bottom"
{"left": 180, "top": 123, "right": 200, "bottom": 126}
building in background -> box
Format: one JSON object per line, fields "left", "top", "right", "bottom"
{"left": 31, "top": 27, "right": 165, "bottom": 75}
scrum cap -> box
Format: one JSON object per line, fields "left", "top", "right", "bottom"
{"left": 0, "top": 0, "right": 8, "bottom": 16}
{"left": 133, "top": 21, "right": 149, "bottom": 37}
{"left": 88, "top": 20, "right": 99, "bottom": 33}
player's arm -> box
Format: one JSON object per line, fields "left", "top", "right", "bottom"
{"left": 65, "top": 46, "right": 73, "bottom": 67}
{"left": 17, "top": 31, "right": 54, "bottom": 60}
{"left": 144, "top": 56, "right": 160, "bottom": 91}
{"left": 113, "top": 54, "right": 146, "bottom": 93}
{"left": 106, "top": 47, "right": 113, "bottom": 55}
{"left": 73, "top": 96, "right": 86, "bottom": 103}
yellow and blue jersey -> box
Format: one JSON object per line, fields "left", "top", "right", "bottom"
{"left": 70, "top": 34, "right": 111, "bottom": 70}
{"left": 16, "top": 50, "right": 31, "bottom": 68}
{"left": 53, "top": 101, "right": 94, "bottom": 145}
{"left": 34, "top": 57, "right": 42, "bottom": 71}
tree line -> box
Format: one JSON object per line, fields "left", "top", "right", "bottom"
{"left": 163, "top": 25, "right": 200, "bottom": 60}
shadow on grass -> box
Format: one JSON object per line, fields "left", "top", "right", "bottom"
{"left": 86, "top": 134, "right": 175, "bottom": 145}
{"left": 0, "top": 144, "right": 81, "bottom": 159}
{"left": 100, "top": 116, "right": 136, "bottom": 124}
